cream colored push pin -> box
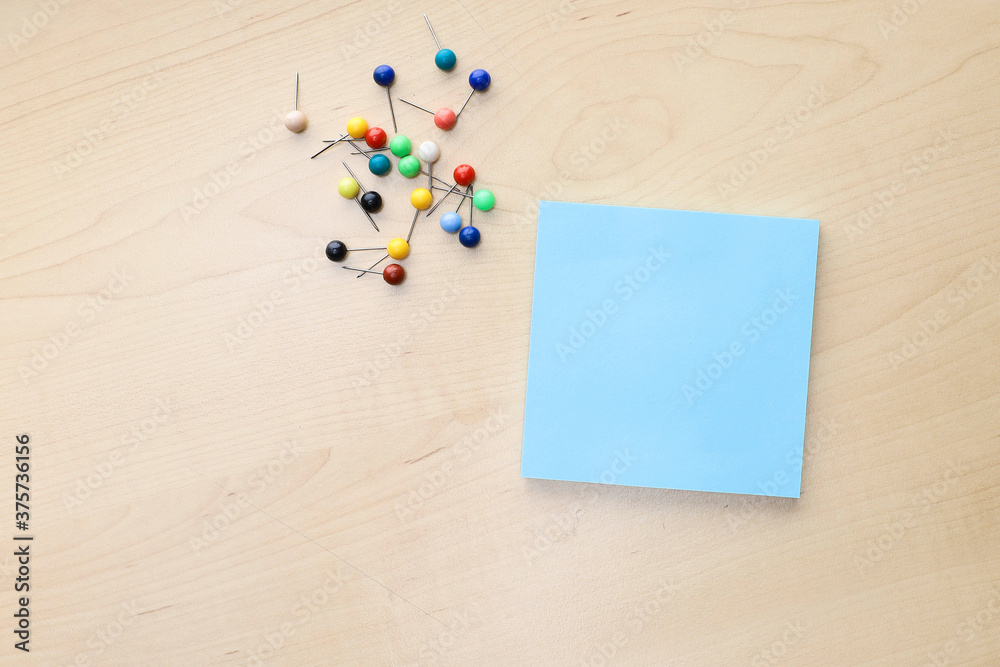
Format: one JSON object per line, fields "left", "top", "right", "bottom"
{"left": 284, "top": 71, "right": 308, "bottom": 133}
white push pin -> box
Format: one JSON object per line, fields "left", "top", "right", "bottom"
{"left": 284, "top": 71, "right": 308, "bottom": 133}
{"left": 418, "top": 140, "right": 440, "bottom": 187}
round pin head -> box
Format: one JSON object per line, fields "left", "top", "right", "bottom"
{"left": 453, "top": 164, "right": 475, "bottom": 186}
{"left": 346, "top": 117, "right": 368, "bottom": 139}
{"left": 459, "top": 226, "right": 481, "bottom": 248}
{"left": 383, "top": 264, "right": 405, "bottom": 285}
{"left": 434, "top": 108, "right": 457, "bottom": 130}
{"left": 337, "top": 177, "right": 360, "bottom": 199}
{"left": 435, "top": 48, "right": 457, "bottom": 71}
{"left": 360, "top": 191, "right": 383, "bottom": 213}
{"left": 387, "top": 237, "right": 410, "bottom": 260}
{"left": 283, "top": 110, "right": 307, "bottom": 133}
{"left": 410, "top": 187, "right": 433, "bottom": 209}
{"left": 440, "top": 212, "right": 462, "bottom": 233}
{"left": 389, "top": 135, "right": 412, "bottom": 158}
{"left": 473, "top": 188, "right": 495, "bottom": 211}
{"left": 469, "top": 69, "right": 491, "bottom": 91}
{"left": 417, "top": 141, "right": 440, "bottom": 163}
{"left": 398, "top": 156, "right": 421, "bottom": 178}
{"left": 325, "top": 240, "right": 348, "bottom": 262}
{"left": 373, "top": 65, "right": 395, "bottom": 87}
{"left": 369, "top": 154, "right": 391, "bottom": 176}
{"left": 365, "top": 127, "right": 387, "bottom": 149}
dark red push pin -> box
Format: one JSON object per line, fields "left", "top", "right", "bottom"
{"left": 342, "top": 263, "right": 405, "bottom": 285}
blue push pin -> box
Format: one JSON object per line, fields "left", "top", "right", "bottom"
{"left": 457, "top": 69, "right": 491, "bottom": 120}
{"left": 423, "top": 14, "right": 456, "bottom": 71}
{"left": 459, "top": 225, "right": 480, "bottom": 247}
{"left": 458, "top": 185, "right": 480, "bottom": 247}
{"left": 373, "top": 65, "right": 397, "bottom": 132}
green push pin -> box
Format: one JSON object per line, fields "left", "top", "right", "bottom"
{"left": 398, "top": 155, "right": 421, "bottom": 178}
{"left": 389, "top": 135, "right": 412, "bottom": 158}
{"left": 473, "top": 188, "right": 495, "bottom": 211}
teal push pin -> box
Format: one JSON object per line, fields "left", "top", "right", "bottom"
{"left": 424, "top": 14, "right": 456, "bottom": 71}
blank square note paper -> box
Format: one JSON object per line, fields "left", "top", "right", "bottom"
{"left": 521, "top": 201, "right": 820, "bottom": 498}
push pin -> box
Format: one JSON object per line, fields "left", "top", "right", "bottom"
{"left": 441, "top": 185, "right": 467, "bottom": 231}
{"left": 418, "top": 141, "right": 440, "bottom": 186}
{"left": 398, "top": 98, "right": 457, "bottom": 130}
{"left": 325, "top": 238, "right": 409, "bottom": 262}
{"left": 284, "top": 71, "right": 308, "bottom": 133}
{"left": 410, "top": 187, "right": 433, "bottom": 210}
{"left": 407, "top": 187, "right": 433, "bottom": 241}
{"left": 325, "top": 240, "right": 380, "bottom": 263}
{"left": 389, "top": 135, "right": 412, "bottom": 158}
{"left": 473, "top": 188, "right": 495, "bottom": 211}
{"left": 454, "top": 164, "right": 476, "bottom": 187}
{"left": 338, "top": 175, "right": 379, "bottom": 231}
{"left": 347, "top": 139, "right": 392, "bottom": 176}
{"left": 398, "top": 155, "right": 421, "bottom": 178}
{"left": 459, "top": 224, "right": 481, "bottom": 248}
{"left": 365, "top": 127, "right": 387, "bottom": 149}
{"left": 369, "top": 154, "right": 392, "bottom": 176}
{"left": 428, "top": 162, "right": 476, "bottom": 214}
{"left": 342, "top": 161, "right": 382, "bottom": 213}
{"left": 423, "top": 14, "right": 456, "bottom": 71}
{"left": 459, "top": 186, "right": 481, "bottom": 247}
{"left": 458, "top": 69, "right": 491, "bottom": 119}
{"left": 439, "top": 211, "right": 462, "bottom": 233}
{"left": 346, "top": 116, "right": 368, "bottom": 140}
{"left": 372, "top": 65, "right": 397, "bottom": 132}
{"left": 343, "top": 263, "right": 406, "bottom": 285}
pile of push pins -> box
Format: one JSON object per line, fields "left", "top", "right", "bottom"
{"left": 281, "top": 14, "right": 495, "bottom": 287}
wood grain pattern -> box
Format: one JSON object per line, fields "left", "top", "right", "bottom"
{"left": 2, "top": 0, "right": 999, "bottom": 664}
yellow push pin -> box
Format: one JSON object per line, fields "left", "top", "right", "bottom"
{"left": 406, "top": 187, "right": 433, "bottom": 242}
{"left": 410, "top": 187, "right": 433, "bottom": 210}
{"left": 346, "top": 117, "right": 368, "bottom": 139}
{"left": 387, "top": 237, "right": 410, "bottom": 259}
{"left": 338, "top": 176, "right": 379, "bottom": 231}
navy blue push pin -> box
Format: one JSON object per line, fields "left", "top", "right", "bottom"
{"left": 423, "top": 14, "right": 456, "bottom": 71}
{"left": 457, "top": 69, "right": 491, "bottom": 120}
{"left": 373, "top": 65, "right": 397, "bottom": 132}
{"left": 459, "top": 185, "right": 481, "bottom": 247}
{"left": 459, "top": 225, "right": 481, "bottom": 247}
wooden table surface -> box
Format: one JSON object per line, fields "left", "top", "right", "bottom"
{"left": 3, "top": 0, "right": 999, "bottom": 664}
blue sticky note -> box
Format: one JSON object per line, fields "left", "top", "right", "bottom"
{"left": 521, "top": 201, "right": 820, "bottom": 498}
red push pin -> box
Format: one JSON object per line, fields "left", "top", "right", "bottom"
{"left": 453, "top": 164, "right": 476, "bottom": 187}
{"left": 365, "top": 127, "right": 387, "bottom": 149}
{"left": 426, "top": 164, "right": 476, "bottom": 216}
{"left": 397, "top": 97, "right": 457, "bottom": 130}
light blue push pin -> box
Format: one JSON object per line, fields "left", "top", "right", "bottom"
{"left": 440, "top": 211, "right": 462, "bottom": 233}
